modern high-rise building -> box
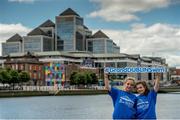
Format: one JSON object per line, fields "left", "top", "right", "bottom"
{"left": 55, "top": 8, "right": 92, "bottom": 51}
{"left": 2, "top": 34, "right": 22, "bottom": 56}
{"left": 0, "top": 8, "right": 168, "bottom": 85}
{"left": 87, "top": 30, "right": 120, "bottom": 54}
{"left": 2, "top": 8, "right": 119, "bottom": 55}
{"left": 23, "top": 20, "right": 55, "bottom": 53}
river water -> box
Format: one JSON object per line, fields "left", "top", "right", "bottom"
{"left": 0, "top": 93, "right": 180, "bottom": 119}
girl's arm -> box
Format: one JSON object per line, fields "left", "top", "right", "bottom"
{"left": 104, "top": 74, "right": 110, "bottom": 91}
{"left": 154, "top": 73, "right": 161, "bottom": 92}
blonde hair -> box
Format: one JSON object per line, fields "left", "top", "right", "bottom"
{"left": 124, "top": 77, "right": 136, "bottom": 84}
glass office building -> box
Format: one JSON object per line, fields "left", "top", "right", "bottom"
{"left": 1, "top": 8, "right": 168, "bottom": 83}
{"left": 107, "top": 40, "right": 114, "bottom": 53}
{"left": 23, "top": 36, "right": 53, "bottom": 53}
{"left": 23, "top": 27, "right": 54, "bottom": 53}
{"left": 2, "top": 8, "right": 120, "bottom": 56}
{"left": 2, "top": 42, "right": 21, "bottom": 56}
{"left": 56, "top": 16, "right": 75, "bottom": 51}
{"left": 2, "top": 34, "right": 22, "bottom": 56}
{"left": 91, "top": 39, "right": 105, "bottom": 53}
{"left": 23, "top": 36, "right": 42, "bottom": 52}
{"left": 87, "top": 30, "right": 120, "bottom": 54}
{"left": 38, "top": 19, "right": 55, "bottom": 51}
{"left": 56, "top": 8, "right": 90, "bottom": 51}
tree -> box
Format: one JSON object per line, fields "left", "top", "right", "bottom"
{"left": 0, "top": 69, "right": 2, "bottom": 83}
{"left": 78, "top": 73, "right": 86, "bottom": 85}
{"left": 90, "top": 73, "right": 98, "bottom": 84}
{"left": 9, "top": 69, "right": 19, "bottom": 89}
{"left": 85, "top": 72, "right": 92, "bottom": 85}
{"left": 70, "top": 72, "right": 77, "bottom": 85}
{"left": 0, "top": 70, "right": 11, "bottom": 84}
{"left": 69, "top": 71, "right": 98, "bottom": 88}
{"left": 74, "top": 73, "right": 80, "bottom": 85}
{"left": 19, "top": 71, "right": 30, "bottom": 83}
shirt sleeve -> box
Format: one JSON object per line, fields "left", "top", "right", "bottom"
{"left": 108, "top": 87, "right": 120, "bottom": 105}
{"left": 149, "top": 90, "right": 157, "bottom": 103}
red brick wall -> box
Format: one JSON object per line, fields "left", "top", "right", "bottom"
{"left": 175, "top": 69, "right": 180, "bottom": 75}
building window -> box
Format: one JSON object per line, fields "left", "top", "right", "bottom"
{"left": 24, "top": 38, "right": 41, "bottom": 52}
{"left": 29, "top": 73, "right": 32, "bottom": 77}
{"left": 39, "top": 66, "right": 41, "bottom": 71}
{"left": 36, "top": 66, "right": 39, "bottom": 70}
{"left": 12, "top": 65, "right": 15, "bottom": 69}
{"left": 29, "top": 65, "right": 32, "bottom": 70}
{"left": 21, "top": 64, "right": 23, "bottom": 69}
{"left": 15, "top": 64, "right": 18, "bottom": 70}
{"left": 38, "top": 72, "right": 41, "bottom": 79}
{"left": 34, "top": 73, "right": 37, "bottom": 79}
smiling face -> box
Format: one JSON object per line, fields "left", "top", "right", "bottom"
{"left": 136, "top": 84, "right": 146, "bottom": 94}
{"left": 123, "top": 79, "right": 135, "bottom": 92}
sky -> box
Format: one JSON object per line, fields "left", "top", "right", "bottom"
{"left": 1, "top": 0, "right": 180, "bottom": 67}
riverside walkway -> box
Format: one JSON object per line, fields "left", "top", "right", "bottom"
{"left": 159, "top": 86, "right": 180, "bottom": 93}
{"left": 1, "top": 86, "right": 180, "bottom": 97}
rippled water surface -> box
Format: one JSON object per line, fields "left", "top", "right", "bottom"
{"left": 0, "top": 93, "right": 180, "bottom": 119}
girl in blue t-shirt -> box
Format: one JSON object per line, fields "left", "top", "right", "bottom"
{"left": 105, "top": 74, "right": 137, "bottom": 119}
{"left": 135, "top": 73, "right": 161, "bottom": 119}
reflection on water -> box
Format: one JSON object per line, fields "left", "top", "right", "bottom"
{"left": 0, "top": 93, "right": 180, "bottom": 119}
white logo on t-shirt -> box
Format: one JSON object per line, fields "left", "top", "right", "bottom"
{"left": 137, "top": 99, "right": 149, "bottom": 110}
{"left": 119, "top": 96, "right": 134, "bottom": 108}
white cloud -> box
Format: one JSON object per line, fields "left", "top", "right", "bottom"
{"left": 92, "top": 23, "right": 180, "bottom": 67}
{"left": 88, "top": 0, "right": 171, "bottom": 22}
{"left": 0, "top": 23, "right": 32, "bottom": 55}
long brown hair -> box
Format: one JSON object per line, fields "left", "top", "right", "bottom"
{"left": 135, "top": 81, "right": 149, "bottom": 96}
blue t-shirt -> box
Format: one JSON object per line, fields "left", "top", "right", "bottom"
{"left": 109, "top": 87, "right": 137, "bottom": 119}
{"left": 136, "top": 90, "right": 157, "bottom": 119}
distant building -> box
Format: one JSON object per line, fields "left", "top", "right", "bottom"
{"left": 1, "top": 8, "right": 119, "bottom": 56}
{"left": 3, "top": 53, "right": 44, "bottom": 85}
{"left": 87, "top": 30, "right": 120, "bottom": 54}
{"left": 170, "top": 68, "right": 180, "bottom": 85}
{"left": 2, "top": 34, "right": 22, "bottom": 56}
{"left": 1, "top": 51, "right": 168, "bottom": 86}
{"left": 55, "top": 8, "right": 92, "bottom": 51}
{"left": 23, "top": 20, "right": 55, "bottom": 52}
{"left": 1, "top": 8, "right": 168, "bottom": 86}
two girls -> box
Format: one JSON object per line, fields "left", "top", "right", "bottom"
{"left": 105, "top": 73, "right": 161, "bottom": 119}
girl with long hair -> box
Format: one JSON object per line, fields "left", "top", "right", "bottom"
{"left": 135, "top": 73, "right": 161, "bottom": 119}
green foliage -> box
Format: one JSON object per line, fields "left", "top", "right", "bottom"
{"left": 19, "top": 71, "right": 30, "bottom": 83}
{"left": 6, "top": 67, "right": 11, "bottom": 72}
{"left": 77, "top": 73, "right": 86, "bottom": 85}
{"left": 9, "top": 69, "right": 19, "bottom": 84}
{"left": 85, "top": 72, "right": 92, "bottom": 85}
{"left": 70, "top": 72, "right": 77, "bottom": 85}
{"left": 90, "top": 72, "right": 98, "bottom": 84}
{"left": 0, "top": 70, "right": 11, "bottom": 84}
{"left": 69, "top": 71, "right": 98, "bottom": 85}
{"left": 0, "top": 68, "right": 30, "bottom": 85}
